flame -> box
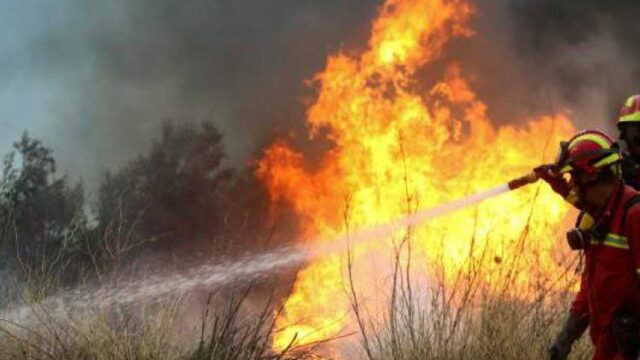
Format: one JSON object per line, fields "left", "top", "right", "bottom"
{"left": 257, "top": 0, "right": 575, "bottom": 351}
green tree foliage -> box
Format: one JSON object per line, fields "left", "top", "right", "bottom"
{"left": 0, "top": 122, "right": 275, "bottom": 295}
{"left": 0, "top": 132, "right": 86, "bottom": 280}
{"left": 97, "top": 122, "right": 239, "bottom": 256}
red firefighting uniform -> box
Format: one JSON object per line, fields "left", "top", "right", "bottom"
{"left": 570, "top": 184, "right": 640, "bottom": 360}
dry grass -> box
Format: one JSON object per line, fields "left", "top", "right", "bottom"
{"left": 353, "top": 292, "right": 593, "bottom": 360}
{"left": 337, "top": 167, "right": 595, "bottom": 360}
{"left": 0, "top": 305, "right": 181, "bottom": 359}
{"left": 0, "top": 194, "right": 596, "bottom": 359}
{"left": 0, "top": 199, "right": 305, "bottom": 360}
{"left": 0, "top": 245, "right": 595, "bottom": 360}
{"left": 343, "top": 205, "right": 593, "bottom": 359}
{"left": 0, "top": 282, "right": 302, "bottom": 360}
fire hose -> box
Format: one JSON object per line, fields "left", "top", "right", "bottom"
{"left": 507, "top": 171, "right": 540, "bottom": 191}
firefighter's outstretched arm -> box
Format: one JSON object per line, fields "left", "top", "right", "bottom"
{"left": 534, "top": 164, "right": 568, "bottom": 196}
{"left": 549, "top": 272, "right": 590, "bottom": 360}
{"left": 534, "top": 164, "right": 585, "bottom": 209}
{"left": 549, "top": 313, "right": 589, "bottom": 360}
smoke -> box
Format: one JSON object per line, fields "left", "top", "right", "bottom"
{"left": 19, "top": 0, "right": 383, "bottom": 186}
{"left": 7, "top": 0, "right": 640, "bottom": 186}
{"left": 456, "top": 0, "right": 640, "bottom": 132}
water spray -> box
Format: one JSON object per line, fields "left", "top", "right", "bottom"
{"left": 311, "top": 171, "right": 540, "bottom": 257}
{"left": 1, "top": 171, "right": 542, "bottom": 322}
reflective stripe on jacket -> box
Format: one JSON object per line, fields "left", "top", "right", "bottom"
{"left": 570, "top": 184, "right": 640, "bottom": 360}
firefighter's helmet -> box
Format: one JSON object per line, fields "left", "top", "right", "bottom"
{"left": 557, "top": 130, "right": 621, "bottom": 175}
{"left": 618, "top": 94, "right": 640, "bottom": 129}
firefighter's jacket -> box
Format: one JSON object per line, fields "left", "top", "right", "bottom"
{"left": 570, "top": 184, "right": 640, "bottom": 360}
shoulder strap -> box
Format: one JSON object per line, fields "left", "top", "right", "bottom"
{"left": 622, "top": 194, "right": 640, "bottom": 230}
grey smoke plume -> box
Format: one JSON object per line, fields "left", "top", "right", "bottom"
{"left": 13, "top": 0, "right": 382, "bottom": 186}
{"left": 467, "top": 0, "right": 640, "bottom": 131}
{"left": 4, "top": 0, "right": 640, "bottom": 186}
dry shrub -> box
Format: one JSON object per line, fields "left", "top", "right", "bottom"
{"left": 0, "top": 278, "right": 301, "bottom": 360}
{"left": 344, "top": 187, "right": 593, "bottom": 360}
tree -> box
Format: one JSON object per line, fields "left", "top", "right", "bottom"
{"left": 0, "top": 132, "right": 86, "bottom": 281}
{"left": 97, "top": 122, "right": 235, "bottom": 256}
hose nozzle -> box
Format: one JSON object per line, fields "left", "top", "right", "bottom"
{"left": 507, "top": 172, "right": 539, "bottom": 190}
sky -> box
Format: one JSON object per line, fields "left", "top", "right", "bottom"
{"left": 0, "top": 0, "right": 77, "bottom": 161}
{"left": 1, "top": 0, "right": 639, "bottom": 189}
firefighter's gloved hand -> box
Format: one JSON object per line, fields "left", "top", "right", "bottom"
{"left": 548, "top": 343, "right": 570, "bottom": 360}
{"left": 534, "top": 164, "right": 570, "bottom": 198}
{"left": 612, "top": 311, "right": 640, "bottom": 358}
{"left": 548, "top": 314, "right": 589, "bottom": 360}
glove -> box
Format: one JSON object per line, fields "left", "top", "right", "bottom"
{"left": 548, "top": 345, "right": 568, "bottom": 360}
{"left": 548, "top": 314, "right": 589, "bottom": 360}
{"left": 612, "top": 311, "right": 640, "bottom": 357}
{"left": 534, "top": 164, "right": 570, "bottom": 198}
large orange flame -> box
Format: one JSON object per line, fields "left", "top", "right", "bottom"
{"left": 257, "top": 0, "right": 575, "bottom": 351}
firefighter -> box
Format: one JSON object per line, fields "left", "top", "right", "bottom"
{"left": 536, "top": 130, "right": 640, "bottom": 360}
{"left": 542, "top": 98, "right": 640, "bottom": 358}
{"left": 618, "top": 94, "right": 640, "bottom": 190}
